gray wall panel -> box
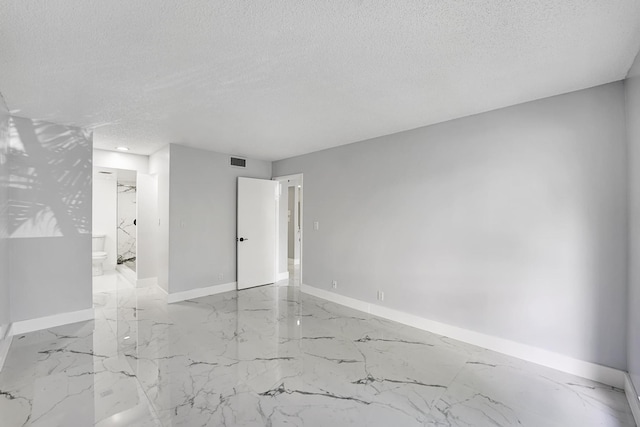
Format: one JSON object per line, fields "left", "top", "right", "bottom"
{"left": 168, "top": 144, "right": 271, "bottom": 293}
{"left": 274, "top": 82, "right": 628, "bottom": 369}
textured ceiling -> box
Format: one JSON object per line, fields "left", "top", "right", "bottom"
{"left": 1, "top": 1, "right": 639, "bottom": 161}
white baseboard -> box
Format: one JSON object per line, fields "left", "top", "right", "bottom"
{"left": 136, "top": 277, "right": 157, "bottom": 288}
{"left": 625, "top": 374, "right": 640, "bottom": 425}
{"left": 277, "top": 272, "right": 289, "bottom": 282}
{"left": 167, "top": 282, "right": 237, "bottom": 304}
{"left": 0, "top": 327, "right": 13, "bottom": 372}
{"left": 116, "top": 265, "right": 136, "bottom": 283}
{"left": 302, "top": 284, "right": 372, "bottom": 313}
{"left": 10, "top": 308, "right": 95, "bottom": 336}
{"left": 301, "top": 284, "right": 625, "bottom": 389}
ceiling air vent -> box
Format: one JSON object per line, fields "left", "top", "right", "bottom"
{"left": 230, "top": 157, "right": 246, "bottom": 168}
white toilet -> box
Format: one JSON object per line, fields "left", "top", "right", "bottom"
{"left": 92, "top": 234, "right": 108, "bottom": 276}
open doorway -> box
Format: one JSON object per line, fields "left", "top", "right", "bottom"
{"left": 287, "top": 185, "right": 301, "bottom": 282}
{"left": 116, "top": 170, "right": 137, "bottom": 273}
{"left": 274, "top": 174, "right": 303, "bottom": 286}
{"left": 92, "top": 167, "right": 137, "bottom": 291}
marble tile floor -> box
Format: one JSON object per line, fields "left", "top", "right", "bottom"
{"left": 0, "top": 271, "right": 635, "bottom": 426}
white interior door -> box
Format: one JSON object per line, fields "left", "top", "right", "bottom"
{"left": 237, "top": 177, "right": 278, "bottom": 290}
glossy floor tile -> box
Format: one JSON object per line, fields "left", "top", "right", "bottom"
{"left": 0, "top": 272, "right": 635, "bottom": 426}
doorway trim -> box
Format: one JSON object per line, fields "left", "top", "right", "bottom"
{"left": 273, "top": 173, "right": 303, "bottom": 286}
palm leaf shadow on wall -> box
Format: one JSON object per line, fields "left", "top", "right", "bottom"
{"left": 8, "top": 117, "right": 91, "bottom": 238}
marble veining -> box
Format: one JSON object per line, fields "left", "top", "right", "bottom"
{"left": 0, "top": 272, "right": 635, "bottom": 426}
{"left": 116, "top": 182, "right": 136, "bottom": 270}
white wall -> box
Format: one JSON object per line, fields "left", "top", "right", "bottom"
{"left": 92, "top": 171, "right": 117, "bottom": 269}
{"left": 8, "top": 116, "right": 93, "bottom": 322}
{"left": 626, "top": 50, "right": 640, "bottom": 392}
{"left": 168, "top": 144, "right": 271, "bottom": 293}
{"left": 94, "top": 149, "right": 149, "bottom": 174}
{"left": 137, "top": 173, "right": 158, "bottom": 281}
{"left": 95, "top": 150, "right": 158, "bottom": 283}
{"left": 149, "top": 146, "right": 170, "bottom": 291}
{"left": 274, "top": 82, "right": 628, "bottom": 370}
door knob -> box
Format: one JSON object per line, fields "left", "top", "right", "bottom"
{"left": 238, "top": 237, "right": 248, "bottom": 242}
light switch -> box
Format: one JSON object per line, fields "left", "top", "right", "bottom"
{"left": 314, "top": 221, "right": 319, "bottom": 230}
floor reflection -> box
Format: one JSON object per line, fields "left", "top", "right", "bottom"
{"left": 0, "top": 271, "right": 634, "bottom": 426}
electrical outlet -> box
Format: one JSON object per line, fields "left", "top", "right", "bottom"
{"left": 314, "top": 221, "right": 319, "bottom": 230}
{"left": 377, "top": 291, "right": 384, "bottom": 301}
{"left": 332, "top": 280, "right": 337, "bottom": 289}
{"left": 218, "top": 273, "right": 224, "bottom": 281}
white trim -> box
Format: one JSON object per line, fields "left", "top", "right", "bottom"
{"left": 625, "top": 374, "right": 640, "bottom": 425}
{"left": 167, "top": 282, "right": 237, "bottom": 304}
{"left": 136, "top": 277, "right": 158, "bottom": 288}
{"left": 10, "top": 308, "right": 95, "bottom": 335}
{"left": 0, "top": 330, "right": 13, "bottom": 372}
{"left": 116, "top": 265, "right": 136, "bottom": 283}
{"left": 277, "top": 271, "right": 290, "bottom": 282}
{"left": 301, "top": 284, "right": 625, "bottom": 389}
